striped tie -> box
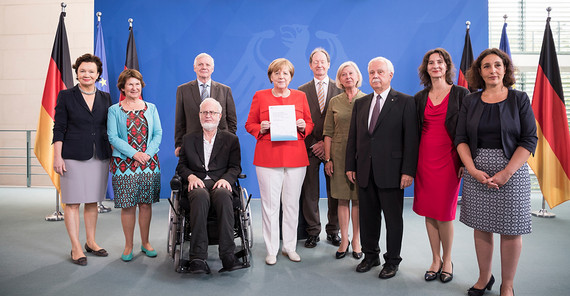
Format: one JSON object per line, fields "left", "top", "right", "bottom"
{"left": 317, "top": 81, "right": 325, "bottom": 113}
{"left": 200, "top": 84, "right": 209, "bottom": 101}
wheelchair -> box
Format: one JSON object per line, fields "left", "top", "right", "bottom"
{"left": 166, "top": 173, "right": 253, "bottom": 273}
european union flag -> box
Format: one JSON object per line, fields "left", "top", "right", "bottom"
{"left": 499, "top": 22, "right": 511, "bottom": 58}
{"left": 95, "top": 13, "right": 115, "bottom": 201}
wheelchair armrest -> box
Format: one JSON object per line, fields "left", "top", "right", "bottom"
{"left": 238, "top": 174, "right": 246, "bottom": 179}
{"left": 170, "top": 174, "right": 183, "bottom": 191}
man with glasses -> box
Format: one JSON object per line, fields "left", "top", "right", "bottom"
{"left": 176, "top": 98, "right": 245, "bottom": 274}
{"left": 174, "top": 53, "right": 237, "bottom": 156}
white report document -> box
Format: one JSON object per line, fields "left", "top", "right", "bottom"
{"left": 268, "top": 105, "right": 297, "bottom": 141}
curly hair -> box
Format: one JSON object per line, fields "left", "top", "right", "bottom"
{"left": 418, "top": 48, "right": 455, "bottom": 89}
{"left": 466, "top": 48, "right": 515, "bottom": 90}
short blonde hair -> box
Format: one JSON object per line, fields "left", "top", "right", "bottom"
{"left": 335, "top": 61, "right": 363, "bottom": 89}
{"left": 267, "top": 58, "right": 295, "bottom": 83}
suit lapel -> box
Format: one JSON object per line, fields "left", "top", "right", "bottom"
{"left": 194, "top": 133, "right": 205, "bottom": 166}
{"left": 209, "top": 131, "right": 224, "bottom": 168}
{"left": 324, "top": 79, "right": 336, "bottom": 113}
{"left": 191, "top": 80, "right": 202, "bottom": 108}
{"left": 372, "top": 89, "right": 397, "bottom": 132}
{"left": 73, "top": 86, "right": 93, "bottom": 114}
{"left": 209, "top": 81, "right": 217, "bottom": 100}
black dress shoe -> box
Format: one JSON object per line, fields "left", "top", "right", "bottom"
{"left": 355, "top": 257, "right": 380, "bottom": 273}
{"left": 468, "top": 274, "right": 495, "bottom": 296}
{"left": 188, "top": 259, "right": 211, "bottom": 274}
{"left": 304, "top": 235, "right": 320, "bottom": 248}
{"left": 424, "top": 261, "right": 442, "bottom": 281}
{"left": 439, "top": 262, "right": 453, "bottom": 283}
{"left": 219, "top": 255, "right": 247, "bottom": 272}
{"left": 352, "top": 251, "right": 363, "bottom": 259}
{"left": 379, "top": 263, "right": 399, "bottom": 279}
{"left": 70, "top": 251, "right": 87, "bottom": 266}
{"left": 85, "top": 243, "right": 108, "bottom": 257}
{"left": 335, "top": 242, "right": 350, "bottom": 259}
{"left": 327, "top": 234, "right": 341, "bottom": 246}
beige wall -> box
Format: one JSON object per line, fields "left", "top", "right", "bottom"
{"left": 0, "top": 0, "right": 94, "bottom": 186}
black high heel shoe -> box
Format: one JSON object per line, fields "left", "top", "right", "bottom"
{"left": 424, "top": 261, "right": 442, "bottom": 281}
{"left": 468, "top": 274, "right": 495, "bottom": 296}
{"left": 335, "top": 241, "right": 350, "bottom": 259}
{"left": 440, "top": 262, "right": 453, "bottom": 283}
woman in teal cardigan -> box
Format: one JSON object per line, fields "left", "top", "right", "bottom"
{"left": 108, "top": 69, "right": 162, "bottom": 262}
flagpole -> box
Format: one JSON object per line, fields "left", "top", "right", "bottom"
{"left": 531, "top": 7, "right": 556, "bottom": 219}
{"left": 45, "top": 1, "right": 68, "bottom": 222}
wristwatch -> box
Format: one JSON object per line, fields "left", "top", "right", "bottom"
{"left": 324, "top": 159, "right": 331, "bottom": 163}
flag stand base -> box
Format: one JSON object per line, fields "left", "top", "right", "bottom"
{"left": 45, "top": 190, "right": 64, "bottom": 222}
{"left": 98, "top": 202, "right": 112, "bottom": 213}
{"left": 531, "top": 196, "right": 556, "bottom": 218}
{"left": 45, "top": 211, "right": 64, "bottom": 221}
{"left": 531, "top": 209, "right": 556, "bottom": 218}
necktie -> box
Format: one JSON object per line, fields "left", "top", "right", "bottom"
{"left": 317, "top": 81, "right": 325, "bottom": 113}
{"left": 369, "top": 95, "right": 382, "bottom": 134}
{"left": 200, "top": 84, "right": 209, "bottom": 101}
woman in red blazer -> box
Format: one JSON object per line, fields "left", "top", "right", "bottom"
{"left": 245, "top": 58, "right": 313, "bottom": 265}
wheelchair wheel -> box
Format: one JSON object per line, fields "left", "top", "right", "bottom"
{"left": 167, "top": 190, "right": 180, "bottom": 259}
{"left": 240, "top": 186, "right": 253, "bottom": 249}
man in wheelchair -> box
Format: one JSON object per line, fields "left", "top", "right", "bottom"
{"left": 176, "top": 98, "right": 246, "bottom": 274}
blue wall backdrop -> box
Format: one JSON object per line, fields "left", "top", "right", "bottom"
{"left": 94, "top": 0, "right": 488, "bottom": 198}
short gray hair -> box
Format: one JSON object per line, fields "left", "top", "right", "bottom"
{"left": 200, "top": 97, "right": 222, "bottom": 113}
{"left": 194, "top": 53, "right": 214, "bottom": 67}
{"left": 368, "top": 57, "right": 394, "bottom": 76}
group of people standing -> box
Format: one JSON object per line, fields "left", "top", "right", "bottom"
{"left": 53, "top": 45, "right": 536, "bottom": 296}
{"left": 53, "top": 54, "right": 162, "bottom": 265}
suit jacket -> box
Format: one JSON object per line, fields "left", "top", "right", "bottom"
{"left": 415, "top": 85, "right": 469, "bottom": 142}
{"left": 176, "top": 130, "right": 241, "bottom": 186}
{"left": 345, "top": 88, "right": 419, "bottom": 189}
{"left": 454, "top": 89, "right": 537, "bottom": 159}
{"left": 174, "top": 79, "right": 237, "bottom": 148}
{"left": 298, "top": 78, "right": 342, "bottom": 150}
{"left": 53, "top": 85, "right": 112, "bottom": 160}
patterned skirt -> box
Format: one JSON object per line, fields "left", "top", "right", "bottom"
{"left": 460, "top": 148, "right": 532, "bottom": 235}
{"left": 111, "top": 155, "right": 161, "bottom": 208}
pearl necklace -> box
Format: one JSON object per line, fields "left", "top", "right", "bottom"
{"left": 79, "top": 87, "right": 96, "bottom": 95}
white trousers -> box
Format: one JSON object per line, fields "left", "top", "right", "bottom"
{"left": 256, "top": 166, "right": 306, "bottom": 256}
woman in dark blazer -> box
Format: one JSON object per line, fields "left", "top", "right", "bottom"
{"left": 455, "top": 48, "right": 537, "bottom": 296}
{"left": 53, "top": 53, "right": 112, "bottom": 266}
{"left": 413, "top": 48, "right": 469, "bottom": 283}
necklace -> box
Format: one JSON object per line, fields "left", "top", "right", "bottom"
{"left": 79, "top": 87, "right": 96, "bottom": 95}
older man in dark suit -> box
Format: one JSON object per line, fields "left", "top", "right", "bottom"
{"left": 298, "top": 48, "right": 343, "bottom": 248}
{"left": 176, "top": 98, "right": 245, "bottom": 274}
{"left": 345, "top": 57, "right": 418, "bottom": 279}
{"left": 174, "top": 53, "right": 237, "bottom": 156}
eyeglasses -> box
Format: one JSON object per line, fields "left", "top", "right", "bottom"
{"left": 199, "top": 111, "right": 220, "bottom": 116}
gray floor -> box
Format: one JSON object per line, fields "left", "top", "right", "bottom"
{"left": 0, "top": 187, "right": 569, "bottom": 296}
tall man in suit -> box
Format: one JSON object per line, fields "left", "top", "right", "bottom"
{"left": 298, "top": 48, "right": 343, "bottom": 248}
{"left": 345, "top": 57, "right": 418, "bottom": 279}
{"left": 176, "top": 98, "right": 246, "bottom": 274}
{"left": 174, "top": 53, "right": 237, "bottom": 156}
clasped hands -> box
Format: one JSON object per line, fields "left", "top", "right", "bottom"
{"left": 132, "top": 152, "right": 151, "bottom": 167}
{"left": 187, "top": 174, "right": 232, "bottom": 192}
{"left": 471, "top": 168, "right": 511, "bottom": 189}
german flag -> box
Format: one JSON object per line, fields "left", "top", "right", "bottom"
{"left": 33, "top": 12, "right": 73, "bottom": 192}
{"left": 119, "top": 24, "right": 140, "bottom": 101}
{"left": 458, "top": 24, "right": 473, "bottom": 91}
{"left": 528, "top": 17, "right": 570, "bottom": 208}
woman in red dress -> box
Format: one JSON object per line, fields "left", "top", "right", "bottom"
{"left": 413, "top": 48, "right": 469, "bottom": 283}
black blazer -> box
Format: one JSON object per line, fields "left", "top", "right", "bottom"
{"left": 176, "top": 130, "right": 241, "bottom": 185}
{"left": 415, "top": 85, "right": 469, "bottom": 142}
{"left": 52, "top": 85, "right": 112, "bottom": 160}
{"left": 454, "top": 89, "right": 538, "bottom": 159}
{"left": 174, "top": 80, "right": 237, "bottom": 148}
{"left": 345, "top": 88, "right": 419, "bottom": 189}
{"left": 298, "top": 78, "right": 342, "bottom": 150}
